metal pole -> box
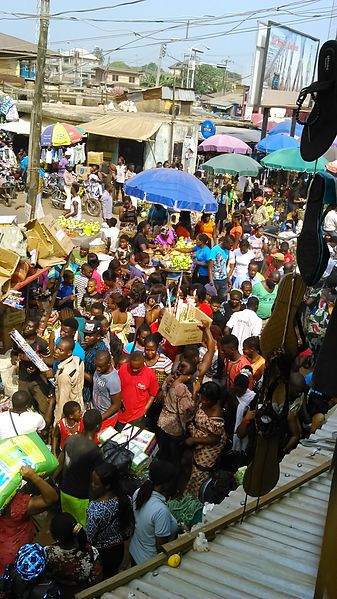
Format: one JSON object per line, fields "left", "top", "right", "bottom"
{"left": 156, "top": 43, "right": 165, "bottom": 87}
{"left": 290, "top": 109, "right": 297, "bottom": 137}
{"left": 169, "top": 76, "right": 176, "bottom": 163}
{"left": 27, "top": 0, "right": 50, "bottom": 215}
{"left": 261, "top": 107, "right": 270, "bottom": 140}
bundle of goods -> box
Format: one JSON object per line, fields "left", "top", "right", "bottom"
{"left": 0, "top": 433, "right": 58, "bottom": 511}
{"left": 56, "top": 216, "right": 100, "bottom": 237}
{"left": 99, "top": 425, "right": 157, "bottom": 476}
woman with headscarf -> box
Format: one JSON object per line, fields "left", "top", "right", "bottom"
{"left": 129, "top": 460, "right": 178, "bottom": 565}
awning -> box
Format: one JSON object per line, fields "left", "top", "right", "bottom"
{"left": 81, "top": 113, "right": 162, "bottom": 142}
{"left": 0, "top": 118, "right": 30, "bottom": 135}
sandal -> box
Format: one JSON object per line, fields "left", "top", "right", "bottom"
{"left": 297, "top": 40, "right": 337, "bottom": 161}
{"left": 296, "top": 173, "right": 335, "bottom": 286}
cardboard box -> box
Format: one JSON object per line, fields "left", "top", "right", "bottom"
{"left": 158, "top": 307, "right": 212, "bottom": 346}
{"left": 25, "top": 215, "right": 74, "bottom": 266}
{"left": 87, "top": 151, "right": 103, "bottom": 166}
{"left": 0, "top": 249, "right": 20, "bottom": 300}
{"left": 76, "top": 165, "right": 91, "bottom": 181}
{"left": 0, "top": 305, "right": 25, "bottom": 330}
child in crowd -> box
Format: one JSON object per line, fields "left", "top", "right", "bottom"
{"left": 115, "top": 234, "right": 132, "bottom": 266}
{"left": 211, "top": 296, "right": 226, "bottom": 331}
{"left": 52, "top": 400, "right": 83, "bottom": 456}
{"left": 55, "top": 270, "right": 76, "bottom": 310}
{"left": 81, "top": 278, "right": 103, "bottom": 317}
{"left": 73, "top": 244, "right": 89, "bottom": 268}
{"left": 75, "top": 263, "right": 93, "bottom": 307}
{"left": 241, "top": 281, "right": 253, "bottom": 305}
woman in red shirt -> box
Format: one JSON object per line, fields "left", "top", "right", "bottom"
{"left": 229, "top": 212, "right": 243, "bottom": 249}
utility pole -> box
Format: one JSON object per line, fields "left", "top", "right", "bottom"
{"left": 156, "top": 43, "right": 167, "bottom": 87}
{"left": 217, "top": 58, "right": 233, "bottom": 95}
{"left": 27, "top": 0, "right": 50, "bottom": 215}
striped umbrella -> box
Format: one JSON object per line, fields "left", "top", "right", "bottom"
{"left": 41, "top": 122, "right": 83, "bottom": 146}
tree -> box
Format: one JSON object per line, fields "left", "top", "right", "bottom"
{"left": 194, "top": 63, "right": 241, "bottom": 95}
{"left": 93, "top": 46, "right": 105, "bottom": 65}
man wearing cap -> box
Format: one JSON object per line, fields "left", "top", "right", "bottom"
{"left": 263, "top": 251, "right": 285, "bottom": 279}
{"left": 83, "top": 320, "right": 108, "bottom": 406}
{"left": 264, "top": 241, "right": 293, "bottom": 278}
{"left": 251, "top": 196, "right": 270, "bottom": 227}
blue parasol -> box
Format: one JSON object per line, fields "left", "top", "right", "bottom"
{"left": 256, "top": 133, "right": 300, "bottom": 154}
{"left": 269, "top": 120, "right": 303, "bottom": 137}
{"left": 125, "top": 169, "right": 217, "bottom": 213}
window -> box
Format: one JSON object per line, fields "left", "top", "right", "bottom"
{"left": 111, "top": 74, "right": 119, "bottom": 82}
{"left": 129, "top": 76, "right": 136, "bottom": 83}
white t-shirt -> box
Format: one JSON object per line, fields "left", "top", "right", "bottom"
{"left": 324, "top": 210, "right": 337, "bottom": 232}
{"left": 226, "top": 309, "right": 262, "bottom": 352}
{"left": 0, "top": 410, "right": 45, "bottom": 440}
{"left": 71, "top": 195, "right": 82, "bottom": 220}
{"left": 233, "top": 249, "right": 255, "bottom": 278}
{"left": 116, "top": 164, "right": 126, "bottom": 184}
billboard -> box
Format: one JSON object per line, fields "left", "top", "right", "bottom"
{"left": 250, "top": 21, "right": 319, "bottom": 107}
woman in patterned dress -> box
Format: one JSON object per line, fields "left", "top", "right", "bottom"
{"left": 185, "top": 382, "right": 226, "bottom": 498}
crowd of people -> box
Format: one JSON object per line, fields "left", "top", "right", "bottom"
{"left": 0, "top": 168, "right": 336, "bottom": 597}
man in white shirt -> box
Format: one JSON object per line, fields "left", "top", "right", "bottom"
{"left": 115, "top": 156, "right": 126, "bottom": 201}
{"left": 324, "top": 207, "right": 337, "bottom": 241}
{"left": 0, "top": 390, "right": 46, "bottom": 440}
{"left": 225, "top": 296, "right": 262, "bottom": 352}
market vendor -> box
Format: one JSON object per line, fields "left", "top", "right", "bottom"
{"left": 119, "top": 195, "right": 138, "bottom": 227}
{"left": 65, "top": 182, "right": 82, "bottom": 220}
{"left": 154, "top": 226, "right": 176, "bottom": 250}
{"left": 133, "top": 221, "right": 156, "bottom": 254}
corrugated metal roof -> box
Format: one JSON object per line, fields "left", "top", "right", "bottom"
{"left": 79, "top": 408, "right": 337, "bottom": 599}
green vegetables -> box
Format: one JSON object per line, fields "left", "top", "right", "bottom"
{"left": 56, "top": 216, "right": 100, "bottom": 237}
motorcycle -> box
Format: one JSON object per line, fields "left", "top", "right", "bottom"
{"left": 0, "top": 170, "right": 16, "bottom": 207}
{"left": 50, "top": 179, "right": 101, "bottom": 218}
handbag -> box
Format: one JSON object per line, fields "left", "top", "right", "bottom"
{"left": 101, "top": 426, "right": 140, "bottom": 477}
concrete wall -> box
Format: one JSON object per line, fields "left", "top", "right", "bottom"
{"left": 144, "top": 121, "right": 198, "bottom": 173}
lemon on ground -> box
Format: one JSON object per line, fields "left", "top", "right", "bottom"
{"left": 167, "top": 554, "right": 181, "bottom": 568}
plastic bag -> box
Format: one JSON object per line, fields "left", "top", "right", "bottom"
{"left": 193, "top": 532, "right": 209, "bottom": 552}
{"left": 0, "top": 432, "right": 58, "bottom": 511}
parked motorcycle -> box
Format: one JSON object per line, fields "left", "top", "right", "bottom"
{"left": 50, "top": 179, "right": 101, "bottom": 217}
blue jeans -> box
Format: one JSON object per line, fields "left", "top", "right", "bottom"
{"left": 214, "top": 279, "right": 228, "bottom": 302}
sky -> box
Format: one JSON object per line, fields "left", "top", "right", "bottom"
{"left": 0, "top": 0, "right": 335, "bottom": 79}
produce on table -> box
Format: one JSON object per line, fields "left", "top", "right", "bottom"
{"left": 167, "top": 250, "right": 192, "bottom": 270}
{"left": 175, "top": 236, "right": 193, "bottom": 249}
{"left": 56, "top": 216, "right": 100, "bottom": 237}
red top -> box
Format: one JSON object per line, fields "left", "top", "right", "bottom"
{"left": 92, "top": 269, "right": 103, "bottom": 293}
{"left": 0, "top": 494, "right": 35, "bottom": 575}
{"left": 226, "top": 355, "right": 253, "bottom": 389}
{"left": 58, "top": 417, "right": 84, "bottom": 450}
{"left": 265, "top": 250, "right": 293, "bottom": 277}
{"left": 198, "top": 302, "right": 213, "bottom": 317}
{"left": 117, "top": 362, "right": 159, "bottom": 424}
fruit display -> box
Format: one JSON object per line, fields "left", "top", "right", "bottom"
{"left": 167, "top": 250, "right": 192, "bottom": 271}
{"left": 56, "top": 216, "right": 100, "bottom": 237}
{"left": 175, "top": 236, "right": 193, "bottom": 250}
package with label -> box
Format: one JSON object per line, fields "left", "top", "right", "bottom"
{"left": 122, "top": 424, "right": 156, "bottom": 455}
{"left": 10, "top": 329, "right": 51, "bottom": 375}
{"left": 158, "top": 306, "right": 212, "bottom": 346}
{"left": 76, "top": 165, "right": 91, "bottom": 181}
{"left": 0, "top": 432, "right": 58, "bottom": 511}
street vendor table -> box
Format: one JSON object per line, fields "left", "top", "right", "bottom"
{"left": 164, "top": 269, "right": 192, "bottom": 285}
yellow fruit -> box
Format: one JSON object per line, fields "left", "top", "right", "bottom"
{"left": 167, "top": 554, "right": 181, "bottom": 568}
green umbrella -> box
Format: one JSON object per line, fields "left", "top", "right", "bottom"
{"left": 261, "top": 148, "right": 328, "bottom": 173}
{"left": 202, "top": 153, "right": 261, "bottom": 176}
